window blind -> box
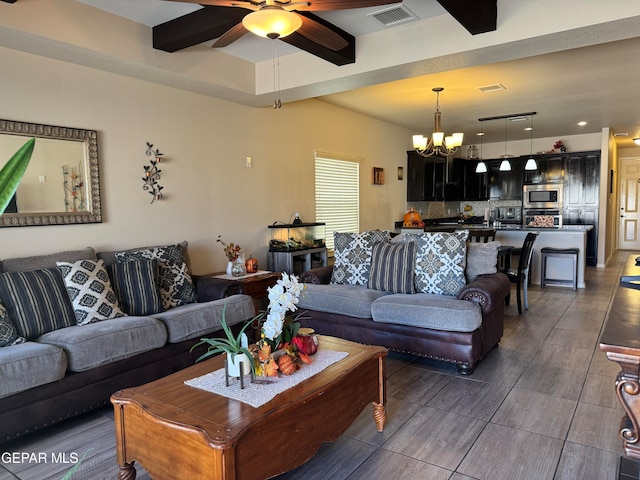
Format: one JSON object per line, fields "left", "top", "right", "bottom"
{"left": 314, "top": 153, "right": 360, "bottom": 253}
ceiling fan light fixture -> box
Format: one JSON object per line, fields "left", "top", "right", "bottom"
{"left": 242, "top": 8, "right": 302, "bottom": 40}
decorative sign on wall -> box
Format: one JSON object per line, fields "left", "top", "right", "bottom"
{"left": 372, "top": 167, "right": 384, "bottom": 185}
{"left": 143, "top": 142, "right": 164, "bottom": 203}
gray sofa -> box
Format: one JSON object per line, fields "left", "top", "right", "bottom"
{"left": 298, "top": 232, "right": 511, "bottom": 374}
{"left": 0, "top": 243, "right": 255, "bottom": 442}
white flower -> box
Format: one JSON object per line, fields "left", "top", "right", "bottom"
{"left": 260, "top": 273, "right": 305, "bottom": 341}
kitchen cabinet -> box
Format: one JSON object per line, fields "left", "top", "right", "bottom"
{"left": 487, "top": 158, "right": 524, "bottom": 200}
{"left": 453, "top": 158, "right": 488, "bottom": 200}
{"left": 562, "top": 151, "right": 600, "bottom": 266}
{"left": 524, "top": 154, "right": 565, "bottom": 184}
{"left": 406, "top": 151, "right": 457, "bottom": 201}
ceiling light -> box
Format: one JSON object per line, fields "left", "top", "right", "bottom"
{"left": 413, "top": 87, "right": 463, "bottom": 158}
{"left": 577, "top": 121, "right": 588, "bottom": 127}
{"left": 242, "top": 7, "right": 302, "bottom": 39}
{"left": 634, "top": 138, "right": 640, "bottom": 145}
{"left": 499, "top": 119, "right": 511, "bottom": 171}
{"left": 525, "top": 116, "right": 537, "bottom": 171}
{"left": 475, "top": 121, "right": 487, "bottom": 173}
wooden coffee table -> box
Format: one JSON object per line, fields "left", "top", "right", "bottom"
{"left": 111, "top": 336, "right": 387, "bottom": 480}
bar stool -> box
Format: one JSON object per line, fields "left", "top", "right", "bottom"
{"left": 540, "top": 247, "right": 578, "bottom": 290}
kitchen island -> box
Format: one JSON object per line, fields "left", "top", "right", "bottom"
{"left": 398, "top": 224, "right": 592, "bottom": 288}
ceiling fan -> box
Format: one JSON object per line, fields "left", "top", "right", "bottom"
{"left": 165, "top": 0, "right": 399, "bottom": 51}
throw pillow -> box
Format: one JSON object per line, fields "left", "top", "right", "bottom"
{"left": 0, "top": 268, "right": 77, "bottom": 339}
{"left": 57, "top": 259, "right": 125, "bottom": 325}
{"left": 368, "top": 241, "right": 417, "bottom": 294}
{"left": 331, "top": 230, "right": 390, "bottom": 286}
{"left": 108, "top": 259, "right": 163, "bottom": 316}
{"left": 414, "top": 230, "right": 468, "bottom": 296}
{"left": 466, "top": 241, "right": 500, "bottom": 282}
{"left": 0, "top": 301, "right": 25, "bottom": 347}
{"left": 115, "top": 244, "right": 198, "bottom": 309}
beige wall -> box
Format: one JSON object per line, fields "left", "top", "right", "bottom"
{"left": 0, "top": 47, "right": 410, "bottom": 273}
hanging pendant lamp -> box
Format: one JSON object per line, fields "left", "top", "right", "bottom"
{"left": 524, "top": 116, "right": 537, "bottom": 170}
{"left": 412, "top": 87, "right": 463, "bottom": 158}
{"left": 499, "top": 118, "right": 511, "bottom": 171}
{"left": 475, "top": 121, "right": 487, "bottom": 173}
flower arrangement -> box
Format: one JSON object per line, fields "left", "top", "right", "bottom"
{"left": 217, "top": 235, "right": 242, "bottom": 262}
{"left": 252, "top": 272, "right": 315, "bottom": 377}
{"left": 552, "top": 140, "right": 566, "bottom": 153}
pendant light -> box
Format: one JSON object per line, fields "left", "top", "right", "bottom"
{"left": 499, "top": 118, "right": 511, "bottom": 171}
{"left": 524, "top": 115, "right": 537, "bottom": 170}
{"left": 412, "top": 87, "right": 464, "bottom": 158}
{"left": 475, "top": 121, "right": 487, "bottom": 173}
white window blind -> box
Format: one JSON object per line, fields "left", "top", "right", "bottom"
{"left": 314, "top": 152, "right": 360, "bottom": 253}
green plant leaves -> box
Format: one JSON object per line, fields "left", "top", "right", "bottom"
{"left": 0, "top": 137, "right": 35, "bottom": 215}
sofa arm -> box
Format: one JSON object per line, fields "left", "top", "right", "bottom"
{"left": 192, "top": 275, "right": 240, "bottom": 302}
{"left": 457, "top": 272, "right": 511, "bottom": 312}
{"left": 300, "top": 266, "right": 333, "bottom": 284}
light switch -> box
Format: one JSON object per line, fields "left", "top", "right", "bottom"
{"left": 246, "top": 156, "right": 253, "bottom": 168}
{"left": 38, "top": 175, "right": 46, "bottom": 183}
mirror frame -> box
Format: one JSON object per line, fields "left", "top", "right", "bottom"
{"left": 0, "top": 119, "right": 102, "bottom": 227}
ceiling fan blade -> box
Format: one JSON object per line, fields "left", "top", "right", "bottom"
{"left": 212, "top": 22, "right": 249, "bottom": 47}
{"left": 292, "top": 0, "right": 399, "bottom": 10}
{"left": 296, "top": 15, "right": 348, "bottom": 50}
{"left": 163, "top": 0, "right": 238, "bottom": 6}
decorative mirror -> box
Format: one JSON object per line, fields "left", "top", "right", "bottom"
{"left": 0, "top": 119, "right": 101, "bottom": 227}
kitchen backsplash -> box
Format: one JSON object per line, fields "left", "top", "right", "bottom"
{"left": 407, "top": 200, "right": 522, "bottom": 220}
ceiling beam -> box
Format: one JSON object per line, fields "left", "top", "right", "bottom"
{"left": 1, "top": 0, "right": 18, "bottom": 3}
{"left": 153, "top": 6, "right": 247, "bottom": 52}
{"left": 436, "top": 0, "right": 497, "bottom": 35}
{"left": 153, "top": 7, "right": 355, "bottom": 66}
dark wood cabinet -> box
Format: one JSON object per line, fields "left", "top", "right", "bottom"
{"left": 406, "top": 152, "right": 458, "bottom": 201}
{"left": 457, "top": 159, "right": 488, "bottom": 201}
{"left": 486, "top": 158, "right": 524, "bottom": 200}
{"left": 524, "top": 154, "right": 567, "bottom": 184}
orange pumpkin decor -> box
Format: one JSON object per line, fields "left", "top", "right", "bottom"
{"left": 402, "top": 208, "right": 425, "bottom": 228}
{"left": 277, "top": 354, "right": 297, "bottom": 375}
{"left": 245, "top": 255, "right": 258, "bottom": 273}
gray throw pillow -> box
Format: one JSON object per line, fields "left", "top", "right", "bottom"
{"left": 414, "top": 230, "right": 468, "bottom": 296}
{"left": 466, "top": 241, "right": 500, "bottom": 282}
{"left": 57, "top": 259, "right": 125, "bottom": 325}
{"left": 368, "top": 241, "right": 416, "bottom": 294}
{"left": 331, "top": 230, "right": 390, "bottom": 286}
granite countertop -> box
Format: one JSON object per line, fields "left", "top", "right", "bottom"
{"left": 398, "top": 224, "right": 593, "bottom": 233}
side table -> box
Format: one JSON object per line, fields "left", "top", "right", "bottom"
{"left": 206, "top": 270, "right": 281, "bottom": 312}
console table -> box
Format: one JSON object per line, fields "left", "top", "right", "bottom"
{"left": 599, "top": 255, "right": 640, "bottom": 478}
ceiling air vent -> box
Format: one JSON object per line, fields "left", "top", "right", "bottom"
{"left": 478, "top": 84, "right": 506, "bottom": 93}
{"left": 368, "top": 5, "right": 418, "bottom": 27}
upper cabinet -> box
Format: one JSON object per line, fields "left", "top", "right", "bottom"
{"left": 487, "top": 158, "right": 525, "bottom": 200}
{"left": 406, "top": 151, "right": 458, "bottom": 201}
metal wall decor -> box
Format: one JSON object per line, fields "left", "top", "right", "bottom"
{"left": 143, "top": 142, "right": 164, "bottom": 203}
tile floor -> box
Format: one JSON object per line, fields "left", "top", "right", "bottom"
{"left": 0, "top": 251, "right": 632, "bottom": 480}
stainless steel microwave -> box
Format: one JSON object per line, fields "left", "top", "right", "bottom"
{"left": 523, "top": 184, "right": 563, "bottom": 209}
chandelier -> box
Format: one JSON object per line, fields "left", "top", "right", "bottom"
{"left": 412, "top": 87, "right": 464, "bottom": 158}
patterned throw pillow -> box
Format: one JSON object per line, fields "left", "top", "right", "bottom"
{"left": 331, "top": 230, "right": 390, "bottom": 286}
{"left": 0, "top": 268, "right": 77, "bottom": 339}
{"left": 414, "top": 231, "right": 468, "bottom": 296}
{"left": 57, "top": 259, "right": 125, "bottom": 325}
{"left": 368, "top": 241, "right": 416, "bottom": 294}
{"left": 466, "top": 241, "right": 500, "bottom": 282}
{"left": 115, "top": 244, "right": 197, "bottom": 310}
{"left": 108, "top": 259, "right": 163, "bottom": 316}
{"left": 0, "top": 301, "right": 25, "bottom": 347}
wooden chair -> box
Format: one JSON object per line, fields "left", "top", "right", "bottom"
{"left": 469, "top": 229, "right": 497, "bottom": 243}
{"left": 502, "top": 232, "right": 539, "bottom": 314}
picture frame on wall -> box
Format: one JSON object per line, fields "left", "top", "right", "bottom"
{"left": 373, "top": 167, "right": 384, "bottom": 185}
{"left": 397, "top": 167, "right": 404, "bottom": 181}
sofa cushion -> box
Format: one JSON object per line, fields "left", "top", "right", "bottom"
{"left": 466, "top": 241, "right": 500, "bottom": 282}
{"left": 0, "top": 341, "right": 67, "bottom": 399}
{"left": 115, "top": 243, "right": 197, "bottom": 310}
{"left": 331, "top": 230, "right": 390, "bottom": 286}
{"left": 151, "top": 294, "right": 255, "bottom": 343}
{"left": 37, "top": 316, "right": 168, "bottom": 372}
{"left": 0, "top": 247, "right": 96, "bottom": 273}
{"left": 298, "top": 283, "right": 390, "bottom": 318}
{"left": 414, "top": 231, "right": 468, "bottom": 296}
{"left": 368, "top": 241, "right": 416, "bottom": 294}
{"left": 108, "top": 259, "right": 163, "bottom": 316}
{"left": 371, "top": 293, "right": 482, "bottom": 332}
{"left": 57, "top": 259, "right": 125, "bottom": 325}
{"left": 0, "top": 268, "right": 77, "bottom": 339}
{"left": 0, "top": 301, "right": 25, "bottom": 347}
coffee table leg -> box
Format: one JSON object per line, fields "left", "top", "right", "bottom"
{"left": 373, "top": 402, "right": 386, "bottom": 432}
{"left": 118, "top": 461, "right": 136, "bottom": 480}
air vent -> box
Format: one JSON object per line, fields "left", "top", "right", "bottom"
{"left": 368, "top": 5, "right": 418, "bottom": 27}
{"left": 478, "top": 84, "right": 506, "bottom": 93}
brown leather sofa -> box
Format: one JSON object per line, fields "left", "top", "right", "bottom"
{"left": 299, "top": 265, "right": 510, "bottom": 374}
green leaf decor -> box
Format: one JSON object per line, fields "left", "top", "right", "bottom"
{"left": 0, "top": 137, "right": 36, "bottom": 216}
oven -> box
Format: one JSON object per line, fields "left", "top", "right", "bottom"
{"left": 523, "top": 209, "right": 563, "bottom": 228}
{"left": 523, "top": 184, "right": 563, "bottom": 210}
